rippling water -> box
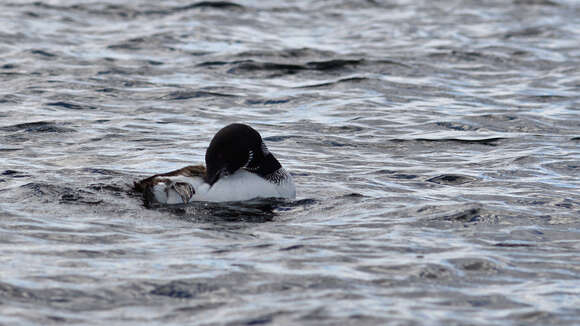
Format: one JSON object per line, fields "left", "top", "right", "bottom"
{"left": 1, "top": 0, "right": 579, "bottom": 324}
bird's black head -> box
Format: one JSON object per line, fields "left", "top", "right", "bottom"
{"left": 204, "top": 123, "right": 281, "bottom": 185}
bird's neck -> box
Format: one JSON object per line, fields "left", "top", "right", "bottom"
{"left": 253, "top": 154, "right": 282, "bottom": 177}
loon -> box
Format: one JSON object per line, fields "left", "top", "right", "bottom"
{"left": 134, "top": 123, "right": 296, "bottom": 205}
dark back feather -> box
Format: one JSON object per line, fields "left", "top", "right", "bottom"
{"left": 133, "top": 165, "right": 206, "bottom": 194}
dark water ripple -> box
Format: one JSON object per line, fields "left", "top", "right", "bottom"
{"left": 1, "top": 0, "right": 580, "bottom": 325}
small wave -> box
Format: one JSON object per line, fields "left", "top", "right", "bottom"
{"left": 28, "top": 1, "right": 244, "bottom": 18}
{"left": 161, "top": 90, "right": 237, "bottom": 100}
{"left": 21, "top": 182, "right": 103, "bottom": 205}
{"left": 305, "top": 59, "right": 363, "bottom": 71}
{"left": 235, "top": 47, "right": 336, "bottom": 59}
{"left": 0, "top": 121, "right": 75, "bottom": 133}
{"left": 150, "top": 280, "right": 220, "bottom": 299}
{"left": 2, "top": 170, "right": 30, "bottom": 178}
{"left": 263, "top": 135, "right": 300, "bottom": 142}
{"left": 226, "top": 61, "right": 305, "bottom": 74}
{"left": 46, "top": 102, "right": 97, "bottom": 111}
{"left": 297, "top": 76, "right": 370, "bottom": 88}
{"left": 443, "top": 207, "right": 499, "bottom": 224}
{"left": 29, "top": 49, "right": 56, "bottom": 57}
{"left": 427, "top": 174, "right": 479, "bottom": 185}
{"left": 391, "top": 137, "right": 505, "bottom": 146}
{"left": 245, "top": 99, "right": 290, "bottom": 105}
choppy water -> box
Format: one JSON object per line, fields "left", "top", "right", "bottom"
{"left": 1, "top": 0, "right": 580, "bottom": 325}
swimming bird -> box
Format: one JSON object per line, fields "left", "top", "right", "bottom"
{"left": 134, "top": 123, "right": 296, "bottom": 205}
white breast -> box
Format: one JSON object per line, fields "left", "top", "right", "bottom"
{"left": 194, "top": 169, "right": 295, "bottom": 202}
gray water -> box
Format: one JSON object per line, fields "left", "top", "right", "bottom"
{"left": 1, "top": 0, "right": 579, "bottom": 325}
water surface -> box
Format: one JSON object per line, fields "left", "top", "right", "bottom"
{"left": 1, "top": 0, "right": 579, "bottom": 325}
